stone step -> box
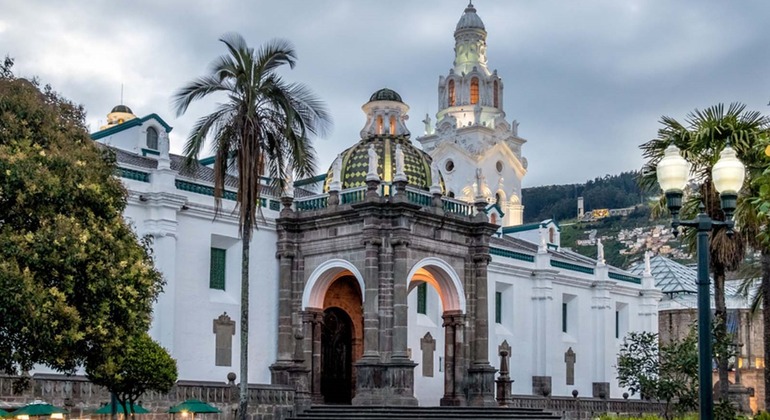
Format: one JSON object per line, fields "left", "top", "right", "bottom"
{"left": 288, "top": 405, "right": 561, "bottom": 420}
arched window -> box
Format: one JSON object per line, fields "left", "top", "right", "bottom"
{"left": 448, "top": 80, "right": 456, "bottom": 107}
{"left": 549, "top": 227, "right": 555, "bottom": 243}
{"left": 376, "top": 116, "right": 383, "bottom": 135}
{"left": 493, "top": 80, "right": 499, "bottom": 108}
{"left": 470, "top": 78, "right": 479, "bottom": 105}
{"left": 146, "top": 127, "right": 159, "bottom": 150}
{"left": 490, "top": 213, "right": 497, "bottom": 224}
{"left": 389, "top": 115, "right": 396, "bottom": 135}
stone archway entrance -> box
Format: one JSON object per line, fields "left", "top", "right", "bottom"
{"left": 322, "top": 307, "right": 354, "bottom": 403}
{"left": 407, "top": 258, "right": 468, "bottom": 406}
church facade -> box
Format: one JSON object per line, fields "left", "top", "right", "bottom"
{"left": 88, "top": 3, "right": 660, "bottom": 407}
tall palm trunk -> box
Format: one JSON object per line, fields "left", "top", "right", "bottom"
{"left": 713, "top": 266, "right": 729, "bottom": 397}
{"left": 762, "top": 249, "right": 770, "bottom": 410}
{"left": 239, "top": 216, "right": 252, "bottom": 420}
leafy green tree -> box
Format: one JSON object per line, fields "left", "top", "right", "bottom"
{"left": 88, "top": 333, "right": 178, "bottom": 420}
{"left": 617, "top": 331, "right": 699, "bottom": 419}
{"left": 639, "top": 103, "right": 769, "bottom": 397}
{"left": 0, "top": 62, "right": 164, "bottom": 385}
{"left": 172, "top": 33, "right": 331, "bottom": 420}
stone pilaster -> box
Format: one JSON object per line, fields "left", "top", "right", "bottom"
{"left": 392, "top": 237, "right": 410, "bottom": 359}
{"left": 531, "top": 269, "right": 557, "bottom": 395}
{"left": 591, "top": 278, "right": 613, "bottom": 398}
{"left": 441, "top": 311, "right": 466, "bottom": 406}
{"left": 362, "top": 239, "right": 381, "bottom": 358}
{"left": 467, "top": 252, "right": 496, "bottom": 407}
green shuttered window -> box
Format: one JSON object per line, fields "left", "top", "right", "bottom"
{"left": 417, "top": 282, "right": 427, "bottom": 315}
{"left": 495, "top": 292, "right": 502, "bottom": 324}
{"left": 562, "top": 302, "right": 568, "bottom": 333}
{"left": 210, "top": 247, "right": 226, "bottom": 290}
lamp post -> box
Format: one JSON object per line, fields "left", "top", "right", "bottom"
{"left": 656, "top": 144, "right": 745, "bottom": 420}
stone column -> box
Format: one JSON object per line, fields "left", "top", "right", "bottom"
{"left": 441, "top": 311, "right": 466, "bottom": 406}
{"left": 392, "top": 238, "right": 410, "bottom": 359}
{"left": 378, "top": 238, "right": 394, "bottom": 360}
{"left": 467, "top": 253, "right": 496, "bottom": 406}
{"left": 300, "top": 309, "right": 324, "bottom": 404}
{"left": 276, "top": 251, "right": 295, "bottom": 362}
{"left": 362, "top": 239, "right": 381, "bottom": 358}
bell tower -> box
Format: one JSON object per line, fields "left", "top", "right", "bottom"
{"left": 418, "top": 2, "right": 527, "bottom": 226}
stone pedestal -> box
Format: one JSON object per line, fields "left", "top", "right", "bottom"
{"left": 366, "top": 179, "right": 380, "bottom": 200}
{"left": 532, "top": 376, "right": 552, "bottom": 397}
{"left": 726, "top": 383, "right": 752, "bottom": 414}
{"left": 592, "top": 382, "right": 609, "bottom": 399}
{"left": 352, "top": 359, "right": 418, "bottom": 406}
{"left": 467, "top": 365, "right": 497, "bottom": 406}
{"left": 269, "top": 362, "right": 311, "bottom": 413}
{"left": 392, "top": 180, "right": 408, "bottom": 203}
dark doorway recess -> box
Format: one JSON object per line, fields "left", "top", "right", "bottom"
{"left": 321, "top": 307, "right": 353, "bottom": 404}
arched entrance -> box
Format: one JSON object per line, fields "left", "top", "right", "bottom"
{"left": 322, "top": 307, "right": 353, "bottom": 403}
{"left": 300, "top": 263, "right": 364, "bottom": 405}
{"left": 406, "top": 258, "right": 467, "bottom": 406}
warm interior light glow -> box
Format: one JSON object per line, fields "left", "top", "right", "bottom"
{"left": 470, "top": 78, "right": 479, "bottom": 105}
{"left": 656, "top": 145, "right": 689, "bottom": 192}
{"left": 51, "top": 414, "right": 64, "bottom": 419}
{"left": 712, "top": 145, "right": 745, "bottom": 193}
{"left": 448, "top": 80, "right": 456, "bottom": 106}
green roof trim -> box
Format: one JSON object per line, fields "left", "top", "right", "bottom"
{"left": 501, "top": 222, "right": 541, "bottom": 234}
{"left": 490, "top": 247, "right": 535, "bottom": 263}
{"left": 175, "top": 180, "right": 237, "bottom": 201}
{"left": 295, "top": 174, "right": 326, "bottom": 187}
{"left": 550, "top": 260, "right": 594, "bottom": 275}
{"left": 199, "top": 156, "right": 216, "bottom": 166}
{"left": 484, "top": 202, "right": 506, "bottom": 217}
{"left": 117, "top": 167, "right": 150, "bottom": 182}
{"left": 609, "top": 272, "right": 642, "bottom": 284}
{"left": 141, "top": 148, "right": 160, "bottom": 156}
{"left": 91, "top": 113, "right": 173, "bottom": 140}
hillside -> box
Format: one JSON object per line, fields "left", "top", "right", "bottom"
{"left": 521, "top": 171, "right": 647, "bottom": 223}
{"left": 521, "top": 171, "right": 691, "bottom": 269}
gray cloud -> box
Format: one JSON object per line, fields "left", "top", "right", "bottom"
{"left": 2, "top": 0, "right": 768, "bottom": 187}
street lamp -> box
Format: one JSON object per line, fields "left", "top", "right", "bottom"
{"left": 656, "top": 144, "right": 745, "bottom": 420}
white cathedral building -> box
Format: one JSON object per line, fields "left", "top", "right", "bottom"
{"left": 89, "top": 3, "right": 660, "bottom": 406}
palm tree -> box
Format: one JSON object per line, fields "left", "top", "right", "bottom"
{"left": 173, "top": 33, "right": 331, "bottom": 420}
{"left": 640, "top": 103, "right": 769, "bottom": 400}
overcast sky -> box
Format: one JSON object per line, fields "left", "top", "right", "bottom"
{"left": 2, "top": 0, "right": 769, "bottom": 187}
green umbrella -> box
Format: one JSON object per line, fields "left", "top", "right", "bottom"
{"left": 94, "top": 403, "right": 149, "bottom": 415}
{"left": 0, "top": 408, "right": 10, "bottom": 418}
{"left": 168, "top": 400, "right": 220, "bottom": 414}
{"left": 12, "top": 403, "right": 68, "bottom": 417}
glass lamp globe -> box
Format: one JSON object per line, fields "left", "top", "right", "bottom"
{"left": 712, "top": 145, "right": 745, "bottom": 194}
{"left": 656, "top": 145, "right": 689, "bottom": 192}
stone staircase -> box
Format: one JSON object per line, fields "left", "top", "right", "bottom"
{"left": 287, "top": 405, "right": 561, "bottom": 420}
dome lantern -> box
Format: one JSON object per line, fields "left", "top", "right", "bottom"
{"left": 324, "top": 90, "right": 444, "bottom": 194}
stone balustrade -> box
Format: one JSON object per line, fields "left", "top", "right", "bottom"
{"left": 0, "top": 375, "right": 293, "bottom": 420}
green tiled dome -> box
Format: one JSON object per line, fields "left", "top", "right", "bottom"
{"left": 369, "top": 88, "right": 403, "bottom": 103}
{"left": 324, "top": 134, "right": 442, "bottom": 193}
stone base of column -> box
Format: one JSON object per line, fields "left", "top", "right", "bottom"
{"left": 592, "top": 382, "right": 610, "bottom": 399}
{"left": 532, "top": 376, "right": 552, "bottom": 397}
{"left": 439, "top": 394, "right": 465, "bottom": 407}
{"left": 352, "top": 359, "right": 418, "bottom": 406}
{"left": 466, "top": 364, "right": 497, "bottom": 407}
{"left": 270, "top": 362, "right": 312, "bottom": 412}
{"left": 495, "top": 375, "right": 513, "bottom": 407}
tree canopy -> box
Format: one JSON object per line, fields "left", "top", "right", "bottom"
{"left": 88, "top": 333, "right": 177, "bottom": 419}
{"left": 0, "top": 61, "right": 164, "bottom": 381}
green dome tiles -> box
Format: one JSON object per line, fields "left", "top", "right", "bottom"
{"left": 324, "top": 135, "right": 442, "bottom": 193}
{"left": 368, "top": 88, "right": 403, "bottom": 103}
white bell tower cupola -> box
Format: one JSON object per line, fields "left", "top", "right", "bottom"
{"left": 417, "top": 2, "right": 528, "bottom": 227}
